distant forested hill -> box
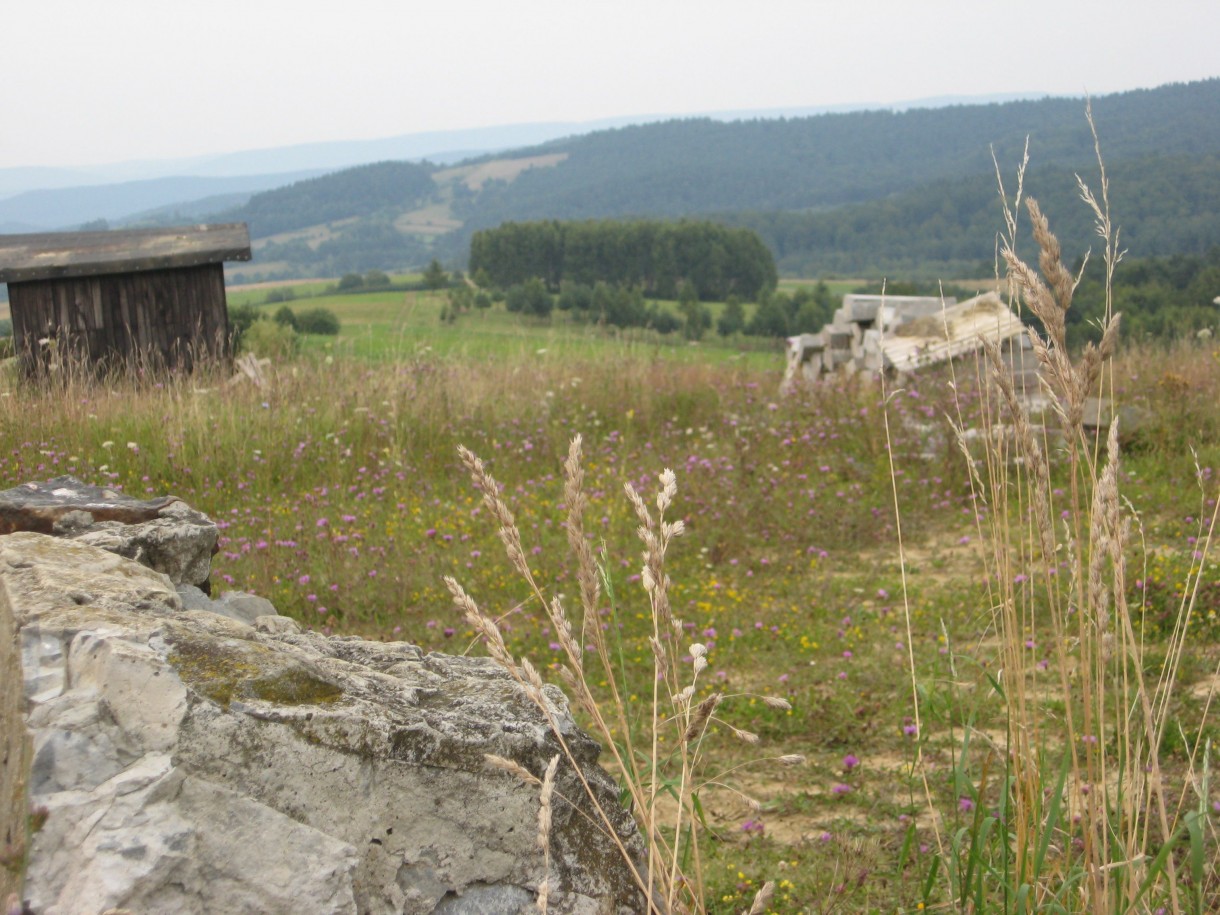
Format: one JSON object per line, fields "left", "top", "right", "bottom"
{"left": 455, "top": 80, "right": 1220, "bottom": 228}
{"left": 726, "top": 152, "right": 1220, "bottom": 277}
{"left": 220, "top": 161, "right": 436, "bottom": 238}
{"left": 205, "top": 79, "right": 1220, "bottom": 281}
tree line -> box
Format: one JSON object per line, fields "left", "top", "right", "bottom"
{"left": 1067, "top": 246, "right": 1220, "bottom": 345}
{"left": 725, "top": 153, "right": 1220, "bottom": 279}
{"left": 468, "top": 219, "right": 776, "bottom": 300}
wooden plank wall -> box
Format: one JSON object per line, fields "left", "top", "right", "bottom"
{"left": 9, "top": 263, "right": 232, "bottom": 373}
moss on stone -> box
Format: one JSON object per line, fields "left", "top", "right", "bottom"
{"left": 167, "top": 632, "right": 343, "bottom": 709}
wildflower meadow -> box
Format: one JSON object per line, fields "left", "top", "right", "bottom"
{"left": 2, "top": 177, "right": 1219, "bottom": 911}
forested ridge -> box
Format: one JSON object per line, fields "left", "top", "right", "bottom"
{"left": 455, "top": 80, "right": 1220, "bottom": 228}
{"left": 202, "top": 79, "right": 1220, "bottom": 281}
{"left": 221, "top": 161, "right": 436, "bottom": 238}
{"left": 726, "top": 152, "right": 1220, "bottom": 277}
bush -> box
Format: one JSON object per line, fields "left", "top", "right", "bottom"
{"left": 264, "top": 287, "right": 296, "bottom": 304}
{"left": 745, "top": 294, "right": 790, "bottom": 338}
{"left": 423, "top": 259, "right": 449, "bottom": 291}
{"left": 241, "top": 319, "right": 299, "bottom": 359}
{"left": 296, "top": 308, "right": 341, "bottom": 336}
{"left": 227, "top": 304, "right": 261, "bottom": 347}
{"left": 447, "top": 285, "right": 475, "bottom": 317}
{"left": 558, "top": 282, "right": 594, "bottom": 313}
{"left": 679, "top": 299, "right": 712, "bottom": 341}
{"left": 504, "top": 279, "right": 553, "bottom": 319}
{"left": 717, "top": 296, "right": 746, "bottom": 336}
{"left": 337, "top": 273, "right": 365, "bottom": 291}
{"left": 649, "top": 309, "right": 682, "bottom": 335}
{"left": 272, "top": 306, "right": 299, "bottom": 330}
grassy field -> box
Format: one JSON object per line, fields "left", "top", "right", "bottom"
{"left": 3, "top": 271, "right": 1219, "bottom": 910}
{"left": 230, "top": 278, "right": 790, "bottom": 368}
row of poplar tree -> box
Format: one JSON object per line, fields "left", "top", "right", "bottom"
{"left": 467, "top": 219, "right": 777, "bottom": 301}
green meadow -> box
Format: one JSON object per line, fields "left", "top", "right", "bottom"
{"left": 230, "top": 277, "right": 791, "bottom": 367}
{"left": 4, "top": 263, "right": 1219, "bottom": 911}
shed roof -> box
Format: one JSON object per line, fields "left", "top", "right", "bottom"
{"left": 0, "top": 223, "right": 251, "bottom": 284}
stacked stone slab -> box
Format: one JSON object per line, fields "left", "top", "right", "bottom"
{"left": 781, "top": 292, "right": 1040, "bottom": 391}
{"left": 783, "top": 295, "right": 953, "bottom": 388}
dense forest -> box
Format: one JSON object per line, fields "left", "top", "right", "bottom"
{"left": 726, "top": 153, "right": 1220, "bottom": 277}
{"left": 452, "top": 80, "right": 1220, "bottom": 229}
{"left": 468, "top": 220, "right": 776, "bottom": 299}
{"left": 254, "top": 220, "right": 431, "bottom": 276}
{"left": 183, "top": 79, "right": 1220, "bottom": 286}
{"left": 220, "top": 161, "right": 436, "bottom": 238}
{"left": 1068, "top": 247, "right": 1220, "bottom": 343}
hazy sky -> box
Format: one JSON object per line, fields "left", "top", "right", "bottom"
{"left": 4, "top": 0, "right": 1217, "bottom": 170}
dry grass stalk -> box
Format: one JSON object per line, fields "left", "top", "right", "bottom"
{"left": 484, "top": 754, "right": 542, "bottom": 786}
{"left": 535, "top": 754, "right": 560, "bottom": 913}
{"left": 448, "top": 440, "right": 798, "bottom": 913}
{"left": 964, "top": 116, "right": 1212, "bottom": 910}
{"left": 746, "top": 880, "right": 775, "bottom": 915}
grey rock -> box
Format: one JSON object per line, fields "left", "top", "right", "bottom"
{"left": 255, "top": 615, "right": 303, "bottom": 635}
{"left": 1, "top": 533, "right": 645, "bottom": 914}
{"left": 216, "top": 589, "right": 278, "bottom": 624}
{"left": 0, "top": 477, "right": 218, "bottom": 589}
{"left": 175, "top": 583, "right": 215, "bottom": 612}
{"left": 175, "top": 585, "right": 285, "bottom": 627}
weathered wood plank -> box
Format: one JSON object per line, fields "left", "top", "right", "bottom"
{"left": 0, "top": 224, "right": 251, "bottom": 283}
{"left": 9, "top": 261, "right": 232, "bottom": 373}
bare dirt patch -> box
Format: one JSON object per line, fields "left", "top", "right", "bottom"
{"left": 435, "top": 153, "right": 568, "bottom": 192}
{"left": 395, "top": 203, "right": 464, "bottom": 236}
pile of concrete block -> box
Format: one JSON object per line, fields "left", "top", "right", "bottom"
{"left": 783, "top": 292, "right": 1030, "bottom": 390}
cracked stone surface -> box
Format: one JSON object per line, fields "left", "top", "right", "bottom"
{"left": 1, "top": 532, "right": 645, "bottom": 914}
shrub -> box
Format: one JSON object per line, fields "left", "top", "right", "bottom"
{"left": 227, "top": 304, "right": 261, "bottom": 347}
{"left": 423, "top": 259, "right": 449, "bottom": 291}
{"left": 272, "top": 306, "right": 298, "bottom": 330}
{"left": 241, "top": 318, "right": 299, "bottom": 359}
{"left": 717, "top": 296, "right": 746, "bottom": 336}
{"left": 504, "top": 279, "right": 552, "bottom": 319}
{"left": 296, "top": 308, "right": 341, "bottom": 336}
{"left": 558, "top": 282, "right": 594, "bottom": 313}
{"left": 337, "top": 273, "right": 364, "bottom": 291}
{"left": 648, "top": 308, "right": 681, "bottom": 335}
{"left": 745, "top": 292, "right": 790, "bottom": 338}
{"left": 679, "top": 299, "right": 712, "bottom": 341}
{"left": 446, "top": 285, "right": 475, "bottom": 318}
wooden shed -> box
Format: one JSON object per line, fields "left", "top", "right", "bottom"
{"left": 0, "top": 223, "right": 251, "bottom": 373}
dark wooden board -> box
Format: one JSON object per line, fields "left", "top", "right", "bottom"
{"left": 0, "top": 223, "right": 251, "bottom": 283}
{"left": 9, "top": 263, "right": 231, "bottom": 372}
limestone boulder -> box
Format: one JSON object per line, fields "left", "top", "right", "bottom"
{"left": 0, "top": 477, "right": 218, "bottom": 591}
{"left": 0, "top": 533, "right": 645, "bottom": 914}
